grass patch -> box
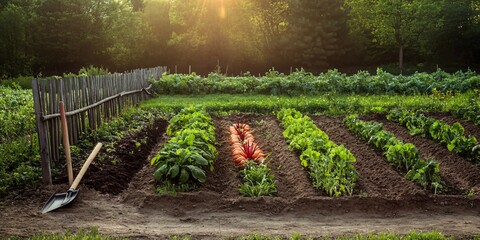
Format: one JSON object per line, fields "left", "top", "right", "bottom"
{"left": 0, "top": 230, "right": 465, "bottom": 240}
{"left": 155, "top": 181, "right": 198, "bottom": 195}
{"left": 229, "top": 231, "right": 451, "bottom": 240}
{"left": 142, "top": 93, "right": 477, "bottom": 116}
{"left": 3, "top": 227, "right": 125, "bottom": 240}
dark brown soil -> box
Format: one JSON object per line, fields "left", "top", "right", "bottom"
{"left": 311, "top": 115, "right": 425, "bottom": 199}
{"left": 224, "top": 114, "right": 318, "bottom": 198}
{"left": 362, "top": 113, "right": 480, "bottom": 193}
{"left": 82, "top": 119, "right": 168, "bottom": 194}
{"left": 195, "top": 116, "right": 243, "bottom": 198}
{"left": 1, "top": 114, "right": 480, "bottom": 239}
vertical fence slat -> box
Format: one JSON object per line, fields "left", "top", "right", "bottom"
{"left": 32, "top": 78, "right": 52, "bottom": 185}
{"left": 33, "top": 67, "right": 165, "bottom": 185}
{"left": 80, "top": 77, "right": 87, "bottom": 134}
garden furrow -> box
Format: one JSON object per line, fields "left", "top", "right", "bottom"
{"left": 245, "top": 114, "right": 318, "bottom": 198}
{"left": 312, "top": 115, "right": 425, "bottom": 198}
{"left": 83, "top": 119, "right": 168, "bottom": 195}
{"left": 197, "top": 116, "right": 242, "bottom": 198}
{"left": 364, "top": 114, "right": 480, "bottom": 193}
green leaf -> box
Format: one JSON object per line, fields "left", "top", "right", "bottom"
{"left": 154, "top": 163, "right": 168, "bottom": 181}
{"left": 187, "top": 165, "right": 207, "bottom": 183}
{"left": 168, "top": 165, "right": 180, "bottom": 178}
{"left": 179, "top": 168, "right": 189, "bottom": 183}
{"left": 191, "top": 154, "right": 209, "bottom": 166}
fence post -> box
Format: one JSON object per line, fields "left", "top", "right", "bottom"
{"left": 32, "top": 78, "right": 52, "bottom": 185}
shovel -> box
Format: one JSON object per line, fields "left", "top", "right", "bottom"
{"left": 41, "top": 142, "right": 103, "bottom": 213}
{"left": 59, "top": 101, "right": 74, "bottom": 186}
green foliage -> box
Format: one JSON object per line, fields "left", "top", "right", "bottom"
{"left": 1, "top": 0, "right": 480, "bottom": 77}
{"left": 239, "top": 161, "right": 277, "bottom": 197}
{"left": 75, "top": 107, "right": 160, "bottom": 165}
{"left": 166, "top": 106, "right": 215, "bottom": 136}
{"left": 63, "top": 66, "right": 110, "bottom": 78}
{"left": 0, "top": 86, "right": 35, "bottom": 142}
{"left": 0, "top": 76, "right": 33, "bottom": 89}
{"left": 228, "top": 231, "right": 450, "bottom": 240}
{"left": 151, "top": 106, "right": 217, "bottom": 186}
{"left": 4, "top": 227, "right": 126, "bottom": 240}
{"left": 279, "top": 0, "right": 348, "bottom": 68}
{"left": 150, "top": 69, "right": 480, "bottom": 96}
{"left": 0, "top": 3, "right": 32, "bottom": 78}
{"left": 0, "top": 86, "right": 39, "bottom": 196}
{"left": 155, "top": 181, "right": 197, "bottom": 196}
{"left": 344, "top": 114, "right": 442, "bottom": 192}
{"left": 278, "top": 108, "right": 358, "bottom": 196}
{"left": 345, "top": 0, "right": 444, "bottom": 67}
{"left": 387, "top": 109, "right": 479, "bottom": 163}
{"left": 451, "top": 98, "right": 480, "bottom": 125}
{"left": 335, "top": 231, "right": 449, "bottom": 240}
{"left": 141, "top": 92, "right": 473, "bottom": 117}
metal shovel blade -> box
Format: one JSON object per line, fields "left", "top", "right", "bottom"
{"left": 41, "top": 188, "right": 79, "bottom": 213}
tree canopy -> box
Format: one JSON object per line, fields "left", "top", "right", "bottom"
{"left": 0, "top": 0, "right": 479, "bottom": 77}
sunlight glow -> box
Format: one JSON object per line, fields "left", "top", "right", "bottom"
{"left": 219, "top": 3, "right": 226, "bottom": 19}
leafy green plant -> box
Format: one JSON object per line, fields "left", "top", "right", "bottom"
{"left": 149, "top": 69, "right": 480, "bottom": 96}
{"left": 388, "top": 109, "right": 479, "bottom": 163}
{"left": 151, "top": 106, "right": 217, "bottom": 187}
{"left": 452, "top": 99, "right": 480, "bottom": 125}
{"left": 344, "top": 114, "right": 443, "bottom": 192}
{"left": 239, "top": 161, "right": 277, "bottom": 197}
{"left": 385, "top": 143, "right": 419, "bottom": 170}
{"left": 0, "top": 86, "right": 40, "bottom": 195}
{"left": 278, "top": 108, "right": 358, "bottom": 196}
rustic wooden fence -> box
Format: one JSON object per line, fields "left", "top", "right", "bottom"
{"left": 32, "top": 66, "right": 166, "bottom": 185}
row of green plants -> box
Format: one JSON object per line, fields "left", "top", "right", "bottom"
{"left": 150, "top": 68, "right": 480, "bottom": 96}
{"left": 451, "top": 98, "right": 480, "bottom": 126}
{"left": 277, "top": 108, "right": 358, "bottom": 196}
{"left": 0, "top": 86, "right": 39, "bottom": 195}
{"left": 344, "top": 115, "right": 442, "bottom": 193}
{"left": 151, "top": 107, "right": 217, "bottom": 188}
{"left": 229, "top": 123, "right": 277, "bottom": 197}
{"left": 387, "top": 109, "right": 479, "bottom": 164}
{"left": 142, "top": 92, "right": 474, "bottom": 116}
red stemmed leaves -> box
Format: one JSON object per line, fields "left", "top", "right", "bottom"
{"left": 229, "top": 123, "right": 266, "bottom": 167}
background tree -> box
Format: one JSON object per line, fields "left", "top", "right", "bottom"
{"left": 345, "top": 0, "right": 444, "bottom": 69}
{"left": 0, "top": 3, "right": 31, "bottom": 77}
{"left": 1, "top": 0, "right": 479, "bottom": 78}
{"left": 33, "top": 0, "right": 97, "bottom": 72}
{"left": 279, "top": 0, "right": 348, "bottom": 69}
{"left": 432, "top": 0, "right": 480, "bottom": 66}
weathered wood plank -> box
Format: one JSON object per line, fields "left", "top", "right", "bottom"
{"left": 32, "top": 78, "right": 52, "bottom": 185}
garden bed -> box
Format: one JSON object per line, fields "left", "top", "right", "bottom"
{"left": 1, "top": 113, "right": 479, "bottom": 239}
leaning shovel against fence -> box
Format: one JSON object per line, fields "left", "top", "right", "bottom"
{"left": 41, "top": 142, "right": 102, "bottom": 213}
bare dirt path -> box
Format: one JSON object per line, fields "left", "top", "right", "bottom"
{"left": 1, "top": 114, "right": 480, "bottom": 239}
{"left": 1, "top": 192, "right": 480, "bottom": 239}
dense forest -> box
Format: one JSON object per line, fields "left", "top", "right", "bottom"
{"left": 0, "top": 0, "right": 479, "bottom": 77}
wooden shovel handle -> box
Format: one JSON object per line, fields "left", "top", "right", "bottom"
{"left": 59, "top": 102, "right": 74, "bottom": 185}
{"left": 71, "top": 143, "right": 102, "bottom": 190}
